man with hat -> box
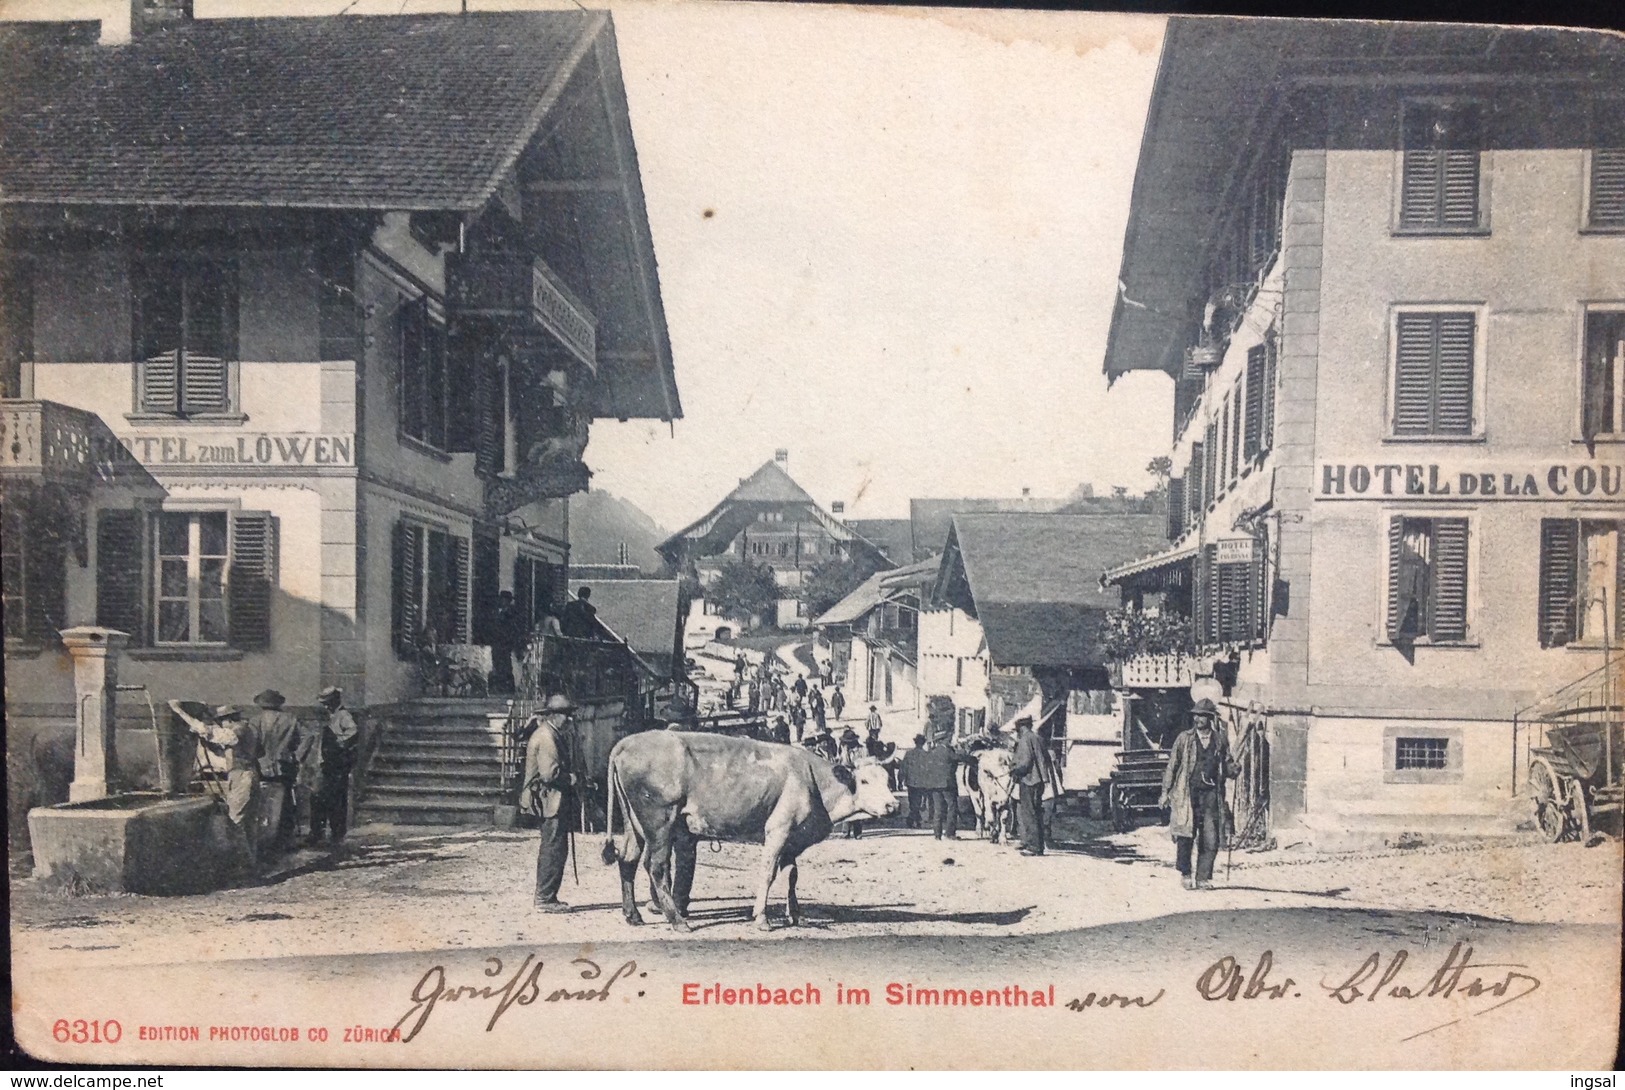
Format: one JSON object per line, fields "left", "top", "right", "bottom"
{"left": 250, "top": 689, "right": 303, "bottom": 856}
{"left": 1159, "top": 698, "right": 1237, "bottom": 890}
{"left": 187, "top": 705, "right": 264, "bottom": 871}
{"left": 303, "top": 686, "right": 360, "bottom": 846}
{"left": 1008, "top": 716, "right": 1051, "bottom": 856}
{"left": 520, "top": 693, "right": 579, "bottom": 912}
{"left": 916, "top": 730, "right": 960, "bottom": 840}
{"left": 900, "top": 734, "right": 930, "bottom": 828}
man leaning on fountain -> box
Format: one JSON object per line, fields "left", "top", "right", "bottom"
{"left": 188, "top": 705, "right": 265, "bottom": 873}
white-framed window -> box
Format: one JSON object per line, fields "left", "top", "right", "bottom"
{"left": 1395, "top": 99, "right": 1487, "bottom": 234}
{"left": 154, "top": 511, "right": 230, "bottom": 645}
{"left": 1384, "top": 514, "right": 1474, "bottom": 645}
{"left": 1389, "top": 306, "right": 1485, "bottom": 440}
{"left": 1581, "top": 305, "right": 1625, "bottom": 441}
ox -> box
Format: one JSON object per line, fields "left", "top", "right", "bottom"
{"left": 959, "top": 744, "right": 1017, "bottom": 844}
{"left": 602, "top": 731, "right": 899, "bottom": 931}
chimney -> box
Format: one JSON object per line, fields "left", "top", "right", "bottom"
{"left": 831, "top": 501, "right": 845, "bottom": 516}
{"left": 130, "top": 0, "right": 192, "bottom": 39}
{"left": 774, "top": 449, "right": 789, "bottom": 465}
{"left": 1020, "top": 487, "right": 1031, "bottom": 498}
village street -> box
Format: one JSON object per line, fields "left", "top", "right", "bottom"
{"left": 11, "top": 814, "right": 1621, "bottom": 1067}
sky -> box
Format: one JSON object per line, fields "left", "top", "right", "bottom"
{"left": 2, "top": 0, "right": 1174, "bottom": 530}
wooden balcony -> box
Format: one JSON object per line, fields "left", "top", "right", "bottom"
{"left": 446, "top": 251, "right": 597, "bottom": 373}
{"left": 483, "top": 457, "right": 591, "bottom": 516}
{"left": 0, "top": 400, "right": 102, "bottom": 486}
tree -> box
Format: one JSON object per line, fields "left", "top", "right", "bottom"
{"left": 799, "top": 554, "right": 885, "bottom": 621}
{"left": 708, "top": 560, "right": 780, "bottom": 625}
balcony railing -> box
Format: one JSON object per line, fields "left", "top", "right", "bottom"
{"left": 1112, "top": 653, "right": 1195, "bottom": 689}
{"left": 446, "top": 251, "right": 597, "bottom": 373}
{"left": 0, "top": 400, "right": 103, "bottom": 485}
{"left": 483, "top": 457, "right": 591, "bottom": 515}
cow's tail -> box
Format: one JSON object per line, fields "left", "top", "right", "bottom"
{"left": 600, "top": 756, "right": 644, "bottom": 866}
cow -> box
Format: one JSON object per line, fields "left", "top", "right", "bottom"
{"left": 959, "top": 744, "right": 1017, "bottom": 844}
{"left": 601, "top": 731, "right": 899, "bottom": 932}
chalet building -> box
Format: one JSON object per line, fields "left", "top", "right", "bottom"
{"left": 1100, "top": 19, "right": 1624, "bottom": 846}
{"left": 812, "top": 557, "right": 937, "bottom": 736}
{"left": 923, "top": 512, "right": 1164, "bottom": 768}
{"left": 658, "top": 451, "right": 890, "bottom": 631}
{"left": 1, "top": 6, "right": 680, "bottom": 735}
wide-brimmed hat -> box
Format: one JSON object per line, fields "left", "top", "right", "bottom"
{"left": 1191, "top": 698, "right": 1220, "bottom": 720}
{"left": 318, "top": 686, "right": 342, "bottom": 704}
{"left": 254, "top": 689, "right": 285, "bottom": 709}
{"left": 1015, "top": 716, "right": 1034, "bottom": 729}
{"left": 214, "top": 705, "right": 243, "bottom": 721}
{"left": 544, "top": 693, "right": 575, "bottom": 713}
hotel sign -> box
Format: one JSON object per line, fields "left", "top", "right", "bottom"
{"left": 108, "top": 432, "right": 356, "bottom": 468}
{"left": 1317, "top": 459, "right": 1624, "bottom": 501}
{"left": 1214, "top": 537, "right": 1257, "bottom": 564}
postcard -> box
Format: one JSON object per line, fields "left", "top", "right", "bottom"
{"left": 3, "top": 0, "right": 1621, "bottom": 1070}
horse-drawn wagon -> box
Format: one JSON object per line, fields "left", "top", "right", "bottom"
{"left": 1517, "top": 655, "right": 1622, "bottom": 844}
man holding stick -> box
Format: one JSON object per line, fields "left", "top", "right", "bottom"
{"left": 521, "top": 693, "right": 579, "bottom": 913}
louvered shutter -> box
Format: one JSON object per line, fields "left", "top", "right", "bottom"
{"left": 1393, "top": 314, "right": 1436, "bottom": 436}
{"left": 24, "top": 530, "right": 66, "bottom": 643}
{"left": 228, "top": 511, "right": 275, "bottom": 650}
{"left": 400, "top": 299, "right": 426, "bottom": 442}
{"left": 96, "top": 509, "right": 146, "bottom": 645}
{"left": 1201, "top": 545, "right": 1220, "bottom": 646}
{"left": 473, "top": 353, "right": 502, "bottom": 472}
{"left": 1203, "top": 422, "right": 1218, "bottom": 508}
{"left": 1537, "top": 519, "right": 1579, "bottom": 649}
{"left": 1439, "top": 150, "right": 1480, "bottom": 228}
{"left": 181, "top": 355, "right": 228, "bottom": 414}
{"left": 1166, "top": 477, "right": 1185, "bottom": 540}
{"left": 1261, "top": 336, "right": 1277, "bottom": 454}
{"left": 135, "top": 260, "right": 182, "bottom": 412}
{"left": 179, "top": 265, "right": 231, "bottom": 414}
{"left": 1253, "top": 547, "right": 1269, "bottom": 642}
{"left": 1243, "top": 347, "right": 1265, "bottom": 461}
{"left": 392, "top": 521, "right": 422, "bottom": 658}
{"left": 1400, "top": 149, "right": 1442, "bottom": 228}
{"left": 451, "top": 534, "right": 471, "bottom": 642}
{"left": 1588, "top": 149, "right": 1625, "bottom": 229}
{"left": 1187, "top": 444, "right": 1204, "bottom": 525}
{"left": 1385, "top": 516, "right": 1404, "bottom": 642}
{"left": 1616, "top": 521, "right": 1624, "bottom": 643}
{"left": 1399, "top": 104, "right": 1481, "bottom": 230}
{"left": 1191, "top": 547, "right": 1207, "bottom": 648}
{"left": 1431, "top": 518, "right": 1470, "bottom": 642}
{"left": 1434, "top": 314, "right": 1475, "bottom": 435}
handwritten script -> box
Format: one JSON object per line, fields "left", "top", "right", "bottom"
{"left": 393, "top": 955, "right": 640, "bottom": 1042}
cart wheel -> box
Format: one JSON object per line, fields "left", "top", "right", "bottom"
{"left": 1569, "top": 777, "right": 1592, "bottom": 843}
{"left": 1529, "top": 759, "right": 1566, "bottom": 842}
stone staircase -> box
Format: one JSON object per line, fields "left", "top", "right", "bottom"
{"left": 356, "top": 700, "right": 513, "bottom": 826}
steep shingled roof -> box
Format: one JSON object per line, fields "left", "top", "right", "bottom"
{"left": 0, "top": 11, "right": 603, "bottom": 209}
{"left": 942, "top": 512, "right": 1165, "bottom": 667}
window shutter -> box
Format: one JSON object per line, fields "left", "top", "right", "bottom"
{"left": 1439, "top": 150, "right": 1480, "bottom": 228}
{"left": 1400, "top": 149, "right": 1442, "bottom": 227}
{"left": 1244, "top": 346, "right": 1265, "bottom": 461}
{"left": 228, "top": 511, "right": 275, "bottom": 650}
{"left": 1385, "top": 516, "right": 1404, "bottom": 642}
{"left": 392, "top": 520, "right": 422, "bottom": 658}
{"left": 95, "top": 509, "right": 146, "bottom": 645}
{"left": 1261, "top": 335, "right": 1278, "bottom": 454}
{"left": 181, "top": 355, "right": 228, "bottom": 415}
{"left": 1203, "top": 422, "right": 1218, "bottom": 508}
{"left": 400, "top": 297, "right": 426, "bottom": 442}
{"left": 474, "top": 353, "right": 502, "bottom": 472}
{"left": 1431, "top": 517, "right": 1470, "bottom": 642}
{"left": 451, "top": 534, "right": 471, "bottom": 642}
{"left": 1537, "top": 519, "right": 1579, "bottom": 648}
{"left": 1434, "top": 313, "right": 1475, "bottom": 435}
{"left": 1187, "top": 444, "right": 1203, "bottom": 525}
{"left": 514, "top": 555, "right": 535, "bottom": 628}
{"left": 134, "top": 261, "right": 182, "bottom": 366}
{"left": 1583, "top": 311, "right": 1622, "bottom": 442}
{"left": 1253, "top": 545, "right": 1269, "bottom": 642}
{"left": 141, "top": 353, "right": 180, "bottom": 413}
{"left": 1591, "top": 149, "right": 1625, "bottom": 229}
{"left": 1394, "top": 313, "right": 1436, "bottom": 436}
{"left": 24, "top": 531, "right": 66, "bottom": 643}
{"left": 1166, "top": 477, "right": 1185, "bottom": 540}
{"left": 186, "top": 262, "right": 232, "bottom": 362}
{"left": 1198, "top": 545, "right": 1220, "bottom": 646}
{"left": 427, "top": 321, "right": 449, "bottom": 451}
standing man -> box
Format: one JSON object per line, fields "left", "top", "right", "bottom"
{"left": 184, "top": 704, "right": 263, "bottom": 871}
{"left": 1008, "top": 716, "right": 1050, "bottom": 857}
{"left": 809, "top": 686, "right": 826, "bottom": 734}
{"left": 865, "top": 704, "right": 883, "bottom": 736}
{"left": 918, "top": 733, "right": 959, "bottom": 840}
{"left": 1159, "top": 698, "right": 1237, "bottom": 890}
{"left": 251, "top": 689, "right": 302, "bottom": 856}
{"left": 792, "top": 673, "right": 809, "bottom": 706}
{"left": 900, "top": 734, "right": 929, "bottom": 828}
{"left": 521, "top": 693, "right": 578, "bottom": 912}
{"left": 830, "top": 686, "right": 846, "bottom": 722}
{"left": 490, "top": 590, "right": 526, "bottom": 694}
{"left": 789, "top": 700, "right": 807, "bottom": 742}
{"left": 559, "top": 587, "right": 600, "bottom": 640}
{"left": 305, "top": 686, "right": 360, "bottom": 846}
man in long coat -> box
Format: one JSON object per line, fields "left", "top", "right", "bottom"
{"left": 1159, "top": 698, "right": 1237, "bottom": 890}
{"left": 1008, "top": 716, "right": 1050, "bottom": 856}
{"left": 250, "top": 689, "right": 302, "bottom": 855}
{"left": 302, "top": 686, "right": 359, "bottom": 846}
{"left": 521, "top": 693, "right": 578, "bottom": 912}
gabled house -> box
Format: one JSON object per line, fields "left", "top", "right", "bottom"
{"left": 812, "top": 556, "right": 938, "bottom": 734}
{"left": 1, "top": 3, "right": 680, "bottom": 729}
{"left": 657, "top": 451, "right": 890, "bottom": 630}
{"left": 923, "top": 511, "right": 1166, "bottom": 767}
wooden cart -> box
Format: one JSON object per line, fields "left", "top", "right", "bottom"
{"left": 1527, "top": 718, "right": 1623, "bottom": 842}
